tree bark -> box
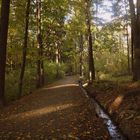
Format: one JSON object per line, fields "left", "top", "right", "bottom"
{"left": 135, "top": 0, "right": 140, "bottom": 80}
{"left": 131, "top": 27, "right": 134, "bottom": 73}
{"left": 128, "top": 0, "right": 140, "bottom": 81}
{"left": 56, "top": 43, "right": 60, "bottom": 78}
{"left": 0, "top": 0, "right": 10, "bottom": 105}
{"left": 85, "top": 0, "right": 95, "bottom": 84}
{"left": 124, "top": 0, "right": 131, "bottom": 74}
{"left": 79, "top": 35, "right": 83, "bottom": 77}
{"left": 36, "top": 0, "right": 44, "bottom": 88}
{"left": 126, "top": 27, "right": 131, "bottom": 74}
{"left": 18, "top": 0, "right": 31, "bottom": 99}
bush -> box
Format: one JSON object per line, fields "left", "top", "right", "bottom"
{"left": 5, "top": 61, "right": 66, "bottom": 102}
{"left": 5, "top": 70, "right": 19, "bottom": 101}
{"left": 44, "top": 61, "right": 65, "bottom": 83}
{"left": 95, "top": 50, "right": 129, "bottom": 76}
{"left": 5, "top": 67, "right": 36, "bottom": 102}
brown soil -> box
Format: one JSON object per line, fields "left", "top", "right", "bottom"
{"left": 0, "top": 76, "right": 109, "bottom": 140}
{"left": 86, "top": 80, "right": 140, "bottom": 140}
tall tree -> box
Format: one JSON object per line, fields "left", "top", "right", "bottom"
{"left": 128, "top": 0, "right": 140, "bottom": 80}
{"left": 79, "top": 35, "right": 84, "bottom": 77}
{"left": 36, "top": 0, "right": 44, "bottom": 88}
{"left": 85, "top": 0, "right": 95, "bottom": 83}
{"left": 124, "top": 0, "right": 131, "bottom": 74}
{"left": 18, "top": 0, "right": 31, "bottom": 98}
{"left": 56, "top": 42, "right": 61, "bottom": 78}
{"left": 0, "top": 0, "right": 11, "bottom": 105}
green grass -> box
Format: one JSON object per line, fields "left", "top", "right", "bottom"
{"left": 96, "top": 71, "right": 132, "bottom": 83}
{"left": 108, "top": 75, "right": 132, "bottom": 83}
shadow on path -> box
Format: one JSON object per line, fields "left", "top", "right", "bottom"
{"left": 0, "top": 76, "right": 109, "bottom": 140}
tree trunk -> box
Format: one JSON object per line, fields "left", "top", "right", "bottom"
{"left": 126, "top": 26, "right": 131, "bottom": 74}
{"left": 74, "top": 43, "right": 78, "bottom": 74}
{"left": 79, "top": 35, "right": 83, "bottom": 77}
{"left": 124, "top": 0, "right": 131, "bottom": 74}
{"left": 131, "top": 28, "right": 134, "bottom": 73}
{"left": 18, "top": 0, "right": 31, "bottom": 99}
{"left": 56, "top": 43, "right": 60, "bottom": 78}
{"left": 128, "top": 0, "right": 140, "bottom": 81}
{"left": 85, "top": 0, "right": 95, "bottom": 84}
{"left": 36, "top": 0, "right": 44, "bottom": 88}
{"left": 135, "top": 0, "right": 140, "bottom": 80}
{"left": 0, "top": 0, "right": 10, "bottom": 105}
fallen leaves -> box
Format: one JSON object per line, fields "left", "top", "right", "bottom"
{"left": 0, "top": 78, "right": 110, "bottom": 139}
{"left": 86, "top": 80, "right": 140, "bottom": 140}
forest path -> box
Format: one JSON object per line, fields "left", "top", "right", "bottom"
{"left": 0, "top": 76, "right": 109, "bottom": 140}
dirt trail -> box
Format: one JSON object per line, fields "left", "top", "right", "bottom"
{"left": 0, "top": 76, "right": 109, "bottom": 140}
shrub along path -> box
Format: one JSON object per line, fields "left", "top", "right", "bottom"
{"left": 0, "top": 76, "right": 109, "bottom": 140}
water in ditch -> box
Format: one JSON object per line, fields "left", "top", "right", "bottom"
{"left": 79, "top": 84, "right": 127, "bottom": 140}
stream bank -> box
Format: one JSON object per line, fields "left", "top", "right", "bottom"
{"left": 79, "top": 83, "right": 127, "bottom": 140}
{"left": 85, "top": 80, "right": 140, "bottom": 140}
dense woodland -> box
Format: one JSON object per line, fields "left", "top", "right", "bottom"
{"left": 0, "top": 0, "right": 139, "bottom": 102}
{"left": 0, "top": 0, "right": 140, "bottom": 139}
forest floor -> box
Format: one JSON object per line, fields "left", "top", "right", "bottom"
{"left": 0, "top": 76, "right": 110, "bottom": 140}
{"left": 86, "top": 78, "right": 140, "bottom": 140}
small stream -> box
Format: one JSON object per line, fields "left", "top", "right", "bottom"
{"left": 79, "top": 83, "right": 127, "bottom": 140}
